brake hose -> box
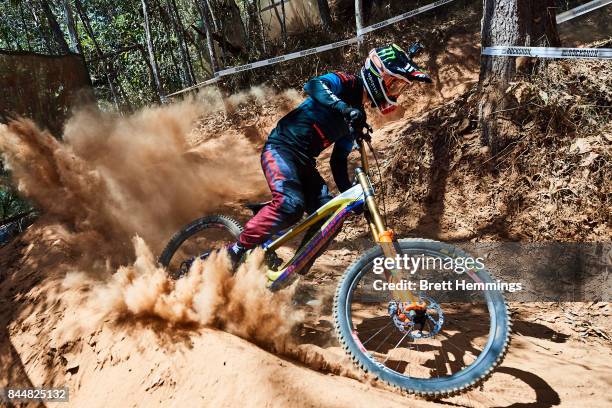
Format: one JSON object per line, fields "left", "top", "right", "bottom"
{"left": 366, "top": 140, "right": 388, "bottom": 226}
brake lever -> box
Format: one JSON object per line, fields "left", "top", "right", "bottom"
{"left": 348, "top": 119, "right": 372, "bottom": 143}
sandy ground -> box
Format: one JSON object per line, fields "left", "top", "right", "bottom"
{"left": 0, "top": 222, "right": 610, "bottom": 408}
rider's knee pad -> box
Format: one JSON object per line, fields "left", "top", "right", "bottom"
{"left": 278, "top": 197, "right": 305, "bottom": 222}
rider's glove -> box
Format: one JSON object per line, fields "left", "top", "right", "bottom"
{"left": 342, "top": 107, "right": 364, "bottom": 125}
{"left": 343, "top": 107, "right": 370, "bottom": 143}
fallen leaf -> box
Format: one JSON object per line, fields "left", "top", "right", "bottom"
{"left": 570, "top": 138, "right": 592, "bottom": 154}
{"left": 580, "top": 152, "right": 599, "bottom": 167}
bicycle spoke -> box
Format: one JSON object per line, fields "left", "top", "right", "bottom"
{"left": 362, "top": 322, "right": 393, "bottom": 346}
{"left": 428, "top": 320, "right": 442, "bottom": 378}
{"left": 372, "top": 328, "right": 396, "bottom": 354}
{"left": 383, "top": 331, "right": 410, "bottom": 364}
{"left": 342, "top": 245, "right": 509, "bottom": 393}
{"left": 438, "top": 331, "right": 481, "bottom": 359}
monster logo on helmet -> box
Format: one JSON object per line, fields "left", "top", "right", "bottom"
{"left": 361, "top": 42, "right": 433, "bottom": 115}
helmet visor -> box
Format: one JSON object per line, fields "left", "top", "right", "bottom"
{"left": 385, "top": 77, "right": 409, "bottom": 98}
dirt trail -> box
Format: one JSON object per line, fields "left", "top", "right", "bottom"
{"left": 1, "top": 222, "right": 610, "bottom": 408}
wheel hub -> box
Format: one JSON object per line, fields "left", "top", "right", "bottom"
{"left": 388, "top": 295, "right": 444, "bottom": 339}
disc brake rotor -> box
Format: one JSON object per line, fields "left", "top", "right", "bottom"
{"left": 388, "top": 295, "right": 444, "bottom": 339}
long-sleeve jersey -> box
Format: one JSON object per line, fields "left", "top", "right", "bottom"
{"left": 266, "top": 72, "right": 366, "bottom": 192}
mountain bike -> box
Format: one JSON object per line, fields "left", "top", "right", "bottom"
{"left": 158, "top": 123, "right": 511, "bottom": 397}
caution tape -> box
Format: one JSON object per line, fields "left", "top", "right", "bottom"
{"left": 166, "top": 77, "right": 220, "bottom": 97}
{"left": 168, "top": 0, "right": 610, "bottom": 97}
{"left": 482, "top": 46, "right": 612, "bottom": 59}
{"left": 556, "top": 0, "right": 612, "bottom": 24}
{"left": 357, "top": 0, "right": 455, "bottom": 36}
{"left": 167, "top": 38, "right": 360, "bottom": 97}
{"left": 214, "top": 37, "right": 359, "bottom": 77}
{"left": 168, "top": 0, "right": 456, "bottom": 96}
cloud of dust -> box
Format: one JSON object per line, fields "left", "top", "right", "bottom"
{"left": 0, "top": 86, "right": 301, "bottom": 261}
{"left": 73, "top": 237, "right": 303, "bottom": 351}
{"left": 0, "top": 84, "right": 363, "bottom": 379}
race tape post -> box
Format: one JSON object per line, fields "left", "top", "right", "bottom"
{"left": 482, "top": 46, "right": 612, "bottom": 59}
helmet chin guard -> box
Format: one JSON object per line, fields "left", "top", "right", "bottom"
{"left": 361, "top": 67, "right": 398, "bottom": 115}
{"left": 362, "top": 43, "right": 432, "bottom": 115}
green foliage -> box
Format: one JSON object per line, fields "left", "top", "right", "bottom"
{"left": 0, "top": 0, "right": 211, "bottom": 108}
{"left": 0, "top": 162, "right": 31, "bottom": 221}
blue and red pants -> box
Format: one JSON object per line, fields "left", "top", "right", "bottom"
{"left": 238, "top": 143, "right": 333, "bottom": 248}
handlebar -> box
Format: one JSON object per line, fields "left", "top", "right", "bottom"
{"left": 348, "top": 119, "right": 372, "bottom": 143}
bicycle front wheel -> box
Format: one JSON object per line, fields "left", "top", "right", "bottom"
{"left": 333, "top": 238, "right": 510, "bottom": 397}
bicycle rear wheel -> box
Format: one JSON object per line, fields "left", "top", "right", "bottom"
{"left": 333, "top": 238, "right": 510, "bottom": 397}
{"left": 158, "top": 215, "right": 243, "bottom": 279}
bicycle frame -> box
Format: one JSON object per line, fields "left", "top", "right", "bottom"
{"left": 264, "top": 138, "right": 417, "bottom": 302}
{"left": 263, "top": 181, "right": 366, "bottom": 287}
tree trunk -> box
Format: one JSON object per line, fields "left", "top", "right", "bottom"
{"left": 28, "top": 3, "right": 53, "bottom": 53}
{"left": 280, "top": 0, "right": 287, "bottom": 47}
{"left": 141, "top": 0, "right": 165, "bottom": 102}
{"left": 245, "top": 0, "right": 264, "bottom": 54}
{"left": 39, "top": 0, "right": 71, "bottom": 54}
{"left": 61, "top": 0, "right": 83, "bottom": 54}
{"left": 74, "top": 0, "right": 122, "bottom": 109}
{"left": 316, "top": 0, "right": 332, "bottom": 32}
{"left": 355, "top": 0, "right": 364, "bottom": 45}
{"left": 256, "top": 0, "right": 267, "bottom": 53}
{"left": 189, "top": 25, "right": 213, "bottom": 76}
{"left": 204, "top": 0, "right": 226, "bottom": 65}
{"left": 61, "top": 0, "right": 93, "bottom": 91}
{"left": 113, "top": 65, "right": 134, "bottom": 112}
{"left": 167, "top": 0, "right": 196, "bottom": 85}
{"left": 189, "top": 31, "right": 210, "bottom": 77}
{"left": 197, "top": 0, "right": 219, "bottom": 72}
{"left": 270, "top": 1, "right": 286, "bottom": 48}
{"left": 479, "top": 0, "right": 560, "bottom": 154}
{"left": 153, "top": 0, "right": 186, "bottom": 85}
{"left": 215, "top": 1, "right": 247, "bottom": 63}
{"left": 156, "top": 0, "right": 195, "bottom": 86}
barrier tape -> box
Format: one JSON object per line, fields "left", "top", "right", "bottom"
{"left": 556, "top": 0, "right": 612, "bottom": 23}
{"left": 214, "top": 37, "right": 359, "bottom": 77}
{"left": 357, "top": 0, "right": 455, "bottom": 36}
{"left": 168, "top": 0, "right": 456, "bottom": 96}
{"left": 169, "top": 0, "right": 611, "bottom": 97}
{"left": 167, "top": 38, "right": 360, "bottom": 96}
{"left": 482, "top": 46, "right": 612, "bottom": 59}
{"left": 166, "top": 77, "right": 220, "bottom": 97}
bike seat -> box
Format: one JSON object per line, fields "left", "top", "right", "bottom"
{"left": 245, "top": 201, "right": 271, "bottom": 215}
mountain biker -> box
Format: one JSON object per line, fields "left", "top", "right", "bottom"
{"left": 227, "top": 43, "right": 432, "bottom": 267}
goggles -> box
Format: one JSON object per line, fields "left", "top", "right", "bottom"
{"left": 384, "top": 75, "right": 410, "bottom": 99}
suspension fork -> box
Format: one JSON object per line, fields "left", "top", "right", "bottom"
{"left": 356, "top": 140, "right": 392, "bottom": 244}
{"left": 355, "top": 142, "right": 418, "bottom": 303}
